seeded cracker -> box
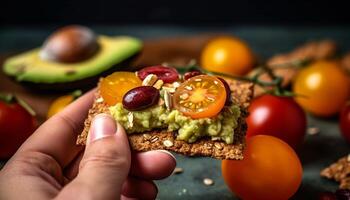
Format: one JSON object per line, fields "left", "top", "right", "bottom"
{"left": 76, "top": 78, "right": 254, "bottom": 160}
{"left": 321, "top": 155, "right": 350, "bottom": 189}
{"left": 249, "top": 40, "right": 337, "bottom": 97}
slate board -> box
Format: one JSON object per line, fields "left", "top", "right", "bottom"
{"left": 1, "top": 25, "right": 350, "bottom": 199}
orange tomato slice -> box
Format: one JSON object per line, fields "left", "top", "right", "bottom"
{"left": 100, "top": 72, "right": 142, "bottom": 106}
{"left": 173, "top": 75, "right": 227, "bottom": 119}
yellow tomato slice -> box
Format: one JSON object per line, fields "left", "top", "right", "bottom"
{"left": 100, "top": 72, "right": 142, "bottom": 106}
{"left": 173, "top": 75, "right": 227, "bottom": 119}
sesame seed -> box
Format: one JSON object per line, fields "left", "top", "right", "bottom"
{"left": 203, "top": 178, "right": 214, "bottom": 186}
{"left": 185, "top": 86, "right": 193, "bottom": 90}
{"left": 214, "top": 143, "right": 223, "bottom": 150}
{"left": 96, "top": 97, "right": 104, "bottom": 103}
{"left": 143, "top": 134, "right": 151, "bottom": 140}
{"left": 150, "top": 136, "right": 159, "bottom": 143}
{"left": 173, "top": 167, "right": 183, "bottom": 174}
{"left": 180, "top": 93, "right": 189, "bottom": 100}
{"left": 307, "top": 127, "right": 320, "bottom": 135}
{"left": 163, "top": 140, "right": 174, "bottom": 147}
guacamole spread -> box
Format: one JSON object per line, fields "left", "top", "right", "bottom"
{"left": 109, "top": 103, "right": 241, "bottom": 144}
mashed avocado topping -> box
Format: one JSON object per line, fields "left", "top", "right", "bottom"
{"left": 109, "top": 103, "right": 241, "bottom": 144}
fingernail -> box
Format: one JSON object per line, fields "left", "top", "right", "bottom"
{"left": 155, "top": 150, "right": 177, "bottom": 161}
{"left": 88, "top": 114, "right": 117, "bottom": 144}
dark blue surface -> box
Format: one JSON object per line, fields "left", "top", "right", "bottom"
{"left": 1, "top": 25, "right": 350, "bottom": 199}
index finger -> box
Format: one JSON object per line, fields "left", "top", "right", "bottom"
{"left": 18, "top": 89, "right": 95, "bottom": 167}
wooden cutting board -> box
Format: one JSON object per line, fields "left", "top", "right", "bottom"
{"left": 0, "top": 35, "right": 215, "bottom": 123}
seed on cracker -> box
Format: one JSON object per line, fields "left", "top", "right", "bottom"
{"left": 173, "top": 81, "right": 181, "bottom": 88}
{"left": 142, "top": 74, "right": 158, "bottom": 86}
{"left": 127, "top": 112, "right": 134, "bottom": 128}
{"left": 164, "top": 90, "right": 173, "bottom": 110}
{"left": 214, "top": 143, "right": 223, "bottom": 150}
{"left": 143, "top": 133, "right": 151, "bottom": 140}
{"left": 163, "top": 86, "right": 176, "bottom": 93}
{"left": 96, "top": 97, "right": 104, "bottom": 103}
{"left": 163, "top": 139, "right": 174, "bottom": 147}
{"left": 153, "top": 79, "right": 164, "bottom": 89}
{"left": 150, "top": 136, "right": 159, "bottom": 143}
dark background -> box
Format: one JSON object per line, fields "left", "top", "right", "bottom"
{"left": 1, "top": 1, "right": 350, "bottom": 199}
{"left": 2, "top": 0, "right": 350, "bottom": 25}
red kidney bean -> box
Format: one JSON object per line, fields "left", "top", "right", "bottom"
{"left": 137, "top": 65, "right": 179, "bottom": 83}
{"left": 184, "top": 70, "right": 202, "bottom": 80}
{"left": 122, "top": 86, "right": 160, "bottom": 111}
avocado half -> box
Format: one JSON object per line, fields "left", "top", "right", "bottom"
{"left": 3, "top": 36, "right": 142, "bottom": 91}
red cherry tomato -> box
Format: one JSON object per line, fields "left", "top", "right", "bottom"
{"left": 222, "top": 135, "right": 303, "bottom": 200}
{"left": 246, "top": 94, "right": 307, "bottom": 148}
{"left": 340, "top": 102, "right": 350, "bottom": 143}
{"left": 0, "top": 99, "right": 37, "bottom": 158}
{"left": 137, "top": 65, "right": 179, "bottom": 83}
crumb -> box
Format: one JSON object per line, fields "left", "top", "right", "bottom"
{"left": 203, "top": 178, "right": 214, "bottom": 186}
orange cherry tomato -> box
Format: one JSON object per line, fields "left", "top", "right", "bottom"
{"left": 100, "top": 72, "right": 142, "bottom": 106}
{"left": 222, "top": 135, "right": 303, "bottom": 200}
{"left": 201, "top": 36, "right": 255, "bottom": 76}
{"left": 47, "top": 95, "right": 73, "bottom": 118}
{"left": 47, "top": 90, "right": 82, "bottom": 118}
{"left": 293, "top": 60, "right": 350, "bottom": 117}
{"left": 173, "top": 75, "right": 226, "bottom": 119}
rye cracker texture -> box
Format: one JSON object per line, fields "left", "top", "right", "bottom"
{"left": 321, "top": 155, "right": 350, "bottom": 189}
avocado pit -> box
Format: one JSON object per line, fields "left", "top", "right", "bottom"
{"left": 39, "top": 25, "right": 99, "bottom": 63}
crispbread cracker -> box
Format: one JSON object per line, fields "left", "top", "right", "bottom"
{"left": 250, "top": 40, "right": 337, "bottom": 97}
{"left": 77, "top": 78, "right": 254, "bottom": 160}
{"left": 321, "top": 155, "right": 350, "bottom": 189}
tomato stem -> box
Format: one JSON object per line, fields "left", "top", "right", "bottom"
{"left": 174, "top": 59, "right": 306, "bottom": 97}
{"left": 16, "top": 98, "right": 36, "bottom": 116}
{"left": 268, "top": 58, "right": 311, "bottom": 69}
{"left": 0, "top": 93, "right": 36, "bottom": 116}
{"left": 70, "top": 90, "right": 82, "bottom": 100}
{"left": 0, "top": 93, "right": 14, "bottom": 103}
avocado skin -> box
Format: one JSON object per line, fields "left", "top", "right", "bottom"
{"left": 12, "top": 53, "right": 141, "bottom": 92}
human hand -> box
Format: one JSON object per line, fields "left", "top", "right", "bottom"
{"left": 0, "top": 90, "right": 176, "bottom": 200}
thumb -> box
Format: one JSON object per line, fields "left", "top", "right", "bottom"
{"left": 57, "top": 114, "right": 131, "bottom": 200}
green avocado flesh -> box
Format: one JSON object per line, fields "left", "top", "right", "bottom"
{"left": 3, "top": 36, "right": 142, "bottom": 83}
{"left": 109, "top": 102, "right": 241, "bottom": 144}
